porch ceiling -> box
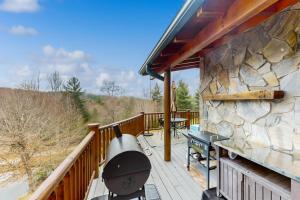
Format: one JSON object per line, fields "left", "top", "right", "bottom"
{"left": 139, "top": 0, "right": 298, "bottom": 76}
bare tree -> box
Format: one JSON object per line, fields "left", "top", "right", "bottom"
{"left": 99, "top": 81, "right": 124, "bottom": 123}
{"left": 47, "top": 71, "right": 63, "bottom": 92}
{"left": 0, "top": 88, "right": 85, "bottom": 192}
{"left": 100, "top": 80, "right": 122, "bottom": 96}
{"left": 19, "top": 73, "right": 41, "bottom": 91}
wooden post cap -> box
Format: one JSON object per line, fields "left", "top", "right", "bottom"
{"left": 87, "top": 123, "right": 100, "bottom": 129}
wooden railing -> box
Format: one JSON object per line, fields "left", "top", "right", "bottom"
{"left": 30, "top": 111, "right": 198, "bottom": 200}
{"left": 30, "top": 130, "right": 98, "bottom": 200}
{"left": 144, "top": 110, "right": 199, "bottom": 132}
{"left": 98, "top": 114, "right": 144, "bottom": 164}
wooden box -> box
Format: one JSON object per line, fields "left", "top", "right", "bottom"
{"left": 219, "top": 157, "right": 290, "bottom": 200}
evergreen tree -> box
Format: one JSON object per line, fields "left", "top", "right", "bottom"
{"left": 176, "top": 80, "right": 192, "bottom": 110}
{"left": 193, "top": 88, "right": 200, "bottom": 110}
{"left": 151, "top": 83, "right": 162, "bottom": 103}
{"left": 151, "top": 83, "right": 162, "bottom": 111}
{"left": 64, "top": 77, "right": 90, "bottom": 122}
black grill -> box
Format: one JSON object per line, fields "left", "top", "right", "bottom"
{"left": 102, "top": 124, "right": 151, "bottom": 199}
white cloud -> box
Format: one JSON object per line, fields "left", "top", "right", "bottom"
{"left": 96, "top": 72, "right": 110, "bottom": 87}
{"left": 39, "top": 45, "right": 91, "bottom": 74}
{"left": 95, "top": 69, "right": 142, "bottom": 96}
{"left": 43, "top": 45, "right": 55, "bottom": 56}
{"left": 15, "top": 65, "right": 32, "bottom": 78}
{"left": 0, "top": 0, "right": 40, "bottom": 13}
{"left": 3, "top": 44, "right": 158, "bottom": 97}
{"left": 9, "top": 25, "right": 38, "bottom": 36}
{"left": 120, "top": 70, "right": 135, "bottom": 82}
{"left": 42, "top": 45, "right": 88, "bottom": 61}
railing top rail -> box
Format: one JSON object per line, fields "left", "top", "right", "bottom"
{"left": 144, "top": 112, "right": 164, "bottom": 115}
{"left": 30, "top": 131, "right": 95, "bottom": 200}
{"left": 99, "top": 113, "right": 143, "bottom": 129}
{"left": 144, "top": 110, "right": 198, "bottom": 114}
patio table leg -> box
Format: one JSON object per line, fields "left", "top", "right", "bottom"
{"left": 173, "top": 123, "right": 176, "bottom": 137}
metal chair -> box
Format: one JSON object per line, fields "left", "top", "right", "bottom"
{"left": 158, "top": 118, "right": 164, "bottom": 139}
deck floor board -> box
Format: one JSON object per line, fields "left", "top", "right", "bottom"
{"left": 88, "top": 132, "right": 209, "bottom": 200}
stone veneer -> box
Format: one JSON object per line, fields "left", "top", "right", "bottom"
{"left": 199, "top": 3, "right": 300, "bottom": 154}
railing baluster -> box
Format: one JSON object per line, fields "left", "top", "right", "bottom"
{"left": 55, "top": 181, "right": 64, "bottom": 200}
{"left": 79, "top": 156, "right": 82, "bottom": 199}
{"left": 63, "top": 172, "right": 70, "bottom": 200}
{"left": 49, "top": 192, "right": 56, "bottom": 200}
{"left": 103, "top": 129, "right": 107, "bottom": 160}
{"left": 84, "top": 149, "right": 87, "bottom": 195}
{"left": 70, "top": 167, "right": 74, "bottom": 200}
{"left": 75, "top": 161, "right": 79, "bottom": 200}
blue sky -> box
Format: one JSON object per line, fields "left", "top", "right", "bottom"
{"left": 0, "top": 0, "right": 199, "bottom": 97}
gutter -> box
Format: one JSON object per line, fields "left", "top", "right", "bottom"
{"left": 139, "top": 0, "right": 205, "bottom": 77}
{"left": 146, "top": 64, "right": 164, "bottom": 81}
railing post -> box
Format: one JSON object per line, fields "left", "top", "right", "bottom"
{"left": 186, "top": 110, "right": 191, "bottom": 130}
{"left": 88, "top": 123, "right": 100, "bottom": 178}
{"left": 140, "top": 112, "right": 145, "bottom": 134}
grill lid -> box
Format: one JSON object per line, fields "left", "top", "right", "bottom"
{"left": 102, "top": 134, "right": 151, "bottom": 179}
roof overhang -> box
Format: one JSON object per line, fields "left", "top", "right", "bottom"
{"left": 139, "top": 0, "right": 298, "bottom": 77}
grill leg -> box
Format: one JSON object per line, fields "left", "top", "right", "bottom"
{"left": 206, "top": 145, "right": 210, "bottom": 189}
{"left": 187, "top": 140, "right": 191, "bottom": 171}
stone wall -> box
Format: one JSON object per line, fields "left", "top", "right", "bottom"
{"left": 199, "top": 3, "right": 300, "bottom": 154}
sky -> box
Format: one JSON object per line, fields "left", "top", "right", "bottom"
{"left": 0, "top": 0, "right": 199, "bottom": 97}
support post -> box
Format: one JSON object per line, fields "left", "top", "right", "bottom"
{"left": 164, "top": 69, "right": 171, "bottom": 161}
{"left": 88, "top": 123, "right": 100, "bottom": 178}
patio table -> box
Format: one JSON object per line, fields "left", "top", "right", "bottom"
{"left": 162, "top": 117, "right": 187, "bottom": 137}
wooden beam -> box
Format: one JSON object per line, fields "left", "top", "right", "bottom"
{"left": 153, "top": 56, "right": 202, "bottom": 68}
{"left": 164, "top": 70, "right": 171, "bottom": 161}
{"left": 160, "top": 52, "right": 176, "bottom": 57}
{"left": 186, "top": 0, "right": 297, "bottom": 61}
{"left": 176, "top": 61, "right": 200, "bottom": 67}
{"left": 172, "top": 65, "right": 199, "bottom": 72}
{"left": 173, "top": 37, "right": 190, "bottom": 44}
{"left": 160, "top": 0, "right": 282, "bottom": 72}
{"left": 196, "top": 8, "right": 224, "bottom": 18}
{"left": 203, "top": 90, "right": 284, "bottom": 101}
{"left": 180, "top": 0, "right": 298, "bottom": 64}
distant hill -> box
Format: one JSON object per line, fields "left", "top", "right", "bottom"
{"left": 85, "top": 94, "right": 160, "bottom": 125}
{"left": 0, "top": 87, "right": 160, "bottom": 125}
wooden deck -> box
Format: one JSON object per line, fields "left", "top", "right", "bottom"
{"left": 87, "top": 131, "right": 217, "bottom": 200}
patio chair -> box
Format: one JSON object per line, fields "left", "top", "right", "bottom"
{"left": 175, "top": 120, "right": 187, "bottom": 137}
{"left": 158, "top": 118, "right": 164, "bottom": 139}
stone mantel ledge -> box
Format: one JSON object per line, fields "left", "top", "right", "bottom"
{"left": 214, "top": 138, "right": 300, "bottom": 182}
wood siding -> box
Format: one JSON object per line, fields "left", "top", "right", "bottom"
{"left": 219, "top": 157, "right": 291, "bottom": 200}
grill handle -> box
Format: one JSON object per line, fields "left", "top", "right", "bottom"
{"left": 113, "top": 124, "right": 122, "bottom": 138}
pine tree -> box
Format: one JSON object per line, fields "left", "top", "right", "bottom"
{"left": 193, "top": 88, "right": 200, "bottom": 110}
{"left": 151, "top": 83, "right": 162, "bottom": 103}
{"left": 151, "top": 83, "right": 162, "bottom": 111}
{"left": 176, "top": 80, "right": 192, "bottom": 110}
{"left": 64, "top": 77, "right": 90, "bottom": 122}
